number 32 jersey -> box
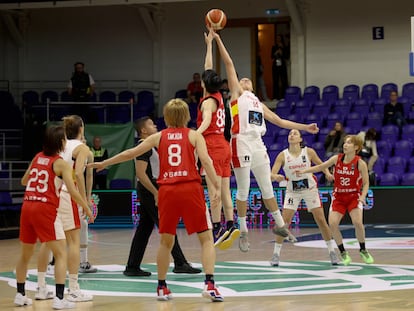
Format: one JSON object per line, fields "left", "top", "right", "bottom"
{"left": 23, "top": 152, "right": 62, "bottom": 208}
{"left": 157, "top": 127, "right": 201, "bottom": 185}
{"left": 333, "top": 153, "right": 362, "bottom": 194}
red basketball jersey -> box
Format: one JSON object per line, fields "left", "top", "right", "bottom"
{"left": 157, "top": 127, "right": 201, "bottom": 185}
{"left": 23, "top": 152, "right": 62, "bottom": 208}
{"left": 333, "top": 153, "right": 362, "bottom": 194}
{"left": 197, "top": 92, "right": 225, "bottom": 136}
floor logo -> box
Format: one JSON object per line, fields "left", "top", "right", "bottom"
{"left": 2, "top": 261, "right": 414, "bottom": 297}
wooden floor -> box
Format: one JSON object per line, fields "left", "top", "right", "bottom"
{"left": 1, "top": 226, "right": 413, "bottom": 310}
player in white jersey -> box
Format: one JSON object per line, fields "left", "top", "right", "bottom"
{"left": 36, "top": 115, "right": 94, "bottom": 303}
{"left": 212, "top": 30, "right": 319, "bottom": 252}
{"left": 270, "top": 129, "right": 340, "bottom": 266}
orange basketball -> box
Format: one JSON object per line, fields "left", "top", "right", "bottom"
{"left": 205, "top": 9, "right": 227, "bottom": 31}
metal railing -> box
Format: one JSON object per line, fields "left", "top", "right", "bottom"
{"left": 0, "top": 160, "right": 29, "bottom": 192}
{"left": 0, "top": 129, "right": 23, "bottom": 161}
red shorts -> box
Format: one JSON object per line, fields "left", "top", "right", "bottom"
{"left": 331, "top": 192, "right": 361, "bottom": 215}
{"left": 204, "top": 135, "right": 231, "bottom": 177}
{"left": 19, "top": 202, "right": 65, "bottom": 244}
{"left": 158, "top": 181, "right": 211, "bottom": 235}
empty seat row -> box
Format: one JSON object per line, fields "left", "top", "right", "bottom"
{"left": 284, "top": 82, "right": 414, "bottom": 106}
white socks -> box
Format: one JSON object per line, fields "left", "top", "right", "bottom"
{"left": 271, "top": 210, "right": 285, "bottom": 228}
{"left": 238, "top": 216, "right": 248, "bottom": 232}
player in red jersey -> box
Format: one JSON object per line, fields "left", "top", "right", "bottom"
{"left": 89, "top": 99, "right": 224, "bottom": 302}
{"left": 197, "top": 28, "right": 239, "bottom": 250}
{"left": 15, "top": 125, "right": 93, "bottom": 309}
{"left": 297, "top": 135, "right": 374, "bottom": 266}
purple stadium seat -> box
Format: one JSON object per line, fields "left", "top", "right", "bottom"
{"left": 322, "top": 85, "right": 339, "bottom": 106}
{"left": 361, "top": 83, "right": 379, "bottom": 105}
{"left": 380, "top": 83, "right": 398, "bottom": 100}
{"left": 378, "top": 172, "right": 400, "bottom": 186}
{"left": 376, "top": 140, "right": 393, "bottom": 160}
{"left": 345, "top": 112, "right": 365, "bottom": 131}
{"left": 365, "top": 112, "right": 383, "bottom": 130}
{"left": 175, "top": 89, "right": 187, "bottom": 99}
{"left": 401, "top": 124, "right": 414, "bottom": 143}
{"left": 352, "top": 98, "right": 371, "bottom": 115}
{"left": 275, "top": 128, "right": 290, "bottom": 145}
{"left": 303, "top": 85, "right": 320, "bottom": 105}
{"left": 312, "top": 142, "right": 326, "bottom": 160}
{"left": 99, "top": 90, "right": 116, "bottom": 102}
{"left": 386, "top": 156, "right": 407, "bottom": 176}
{"left": 381, "top": 124, "right": 400, "bottom": 143}
{"left": 325, "top": 112, "right": 344, "bottom": 129}
{"left": 373, "top": 157, "right": 386, "bottom": 175}
{"left": 109, "top": 178, "right": 132, "bottom": 189}
{"left": 372, "top": 97, "right": 387, "bottom": 113}
{"left": 400, "top": 172, "right": 414, "bottom": 185}
{"left": 333, "top": 99, "right": 352, "bottom": 114}
{"left": 284, "top": 86, "right": 301, "bottom": 105}
{"left": 342, "top": 84, "right": 360, "bottom": 104}
{"left": 408, "top": 157, "right": 414, "bottom": 173}
{"left": 393, "top": 140, "right": 413, "bottom": 159}
{"left": 275, "top": 99, "right": 292, "bottom": 118}
{"left": 402, "top": 82, "right": 414, "bottom": 101}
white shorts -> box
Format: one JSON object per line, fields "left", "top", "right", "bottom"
{"left": 58, "top": 190, "right": 81, "bottom": 231}
{"left": 283, "top": 187, "right": 322, "bottom": 211}
{"left": 231, "top": 134, "right": 269, "bottom": 169}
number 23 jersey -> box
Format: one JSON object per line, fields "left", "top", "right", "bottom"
{"left": 23, "top": 152, "right": 63, "bottom": 208}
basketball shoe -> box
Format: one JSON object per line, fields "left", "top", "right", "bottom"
{"left": 360, "top": 250, "right": 374, "bottom": 264}
{"left": 239, "top": 232, "right": 250, "bottom": 252}
{"left": 157, "top": 285, "right": 173, "bottom": 301}
{"left": 218, "top": 226, "right": 240, "bottom": 250}
{"left": 272, "top": 225, "right": 297, "bottom": 243}
{"left": 67, "top": 286, "right": 93, "bottom": 302}
{"left": 269, "top": 253, "right": 280, "bottom": 267}
{"left": 202, "top": 281, "right": 224, "bottom": 302}
{"left": 340, "top": 251, "right": 352, "bottom": 266}
{"left": 35, "top": 286, "right": 54, "bottom": 300}
{"left": 14, "top": 293, "right": 32, "bottom": 306}
{"left": 213, "top": 226, "right": 230, "bottom": 247}
{"left": 329, "top": 251, "right": 340, "bottom": 265}
{"left": 52, "top": 297, "right": 75, "bottom": 309}
{"left": 79, "top": 262, "right": 97, "bottom": 273}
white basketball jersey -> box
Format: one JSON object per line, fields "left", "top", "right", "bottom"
{"left": 232, "top": 90, "right": 266, "bottom": 137}
{"left": 282, "top": 147, "right": 317, "bottom": 191}
{"left": 60, "top": 139, "right": 83, "bottom": 168}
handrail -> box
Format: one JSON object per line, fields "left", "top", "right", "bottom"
{"left": 48, "top": 101, "right": 133, "bottom": 123}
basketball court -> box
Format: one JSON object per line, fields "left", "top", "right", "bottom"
{"left": 1, "top": 224, "right": 413, "bottom": 310}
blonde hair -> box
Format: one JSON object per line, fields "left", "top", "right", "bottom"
{"left": 345, "top": 134, "right": 363, "bottom": 154}
{"left": 163, "top": 99, "right": 190, "bottom": 127}
{"left": 62, "top": 115, "right": 84, "bottom": 139}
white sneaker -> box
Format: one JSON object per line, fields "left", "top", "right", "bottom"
{"left": 67, "top": 288, "right": 93, "bottom": 302}
{"left": 47, "top": 264, "right": 55, "bottom": 276}
{"left": 329, "top": 251, "right": 341, "bottom": 265}
{"left": 269, "top": 253, "right": 280, "bottom": 267}
{"left": 35, "top": 286, "right": 54, "bottom": 300}
{"left": 52, "top": 297, "right": 75, "bottom": 309}
{"left": 14, "top": 293, "right": 33, "bottom": 306}
{"left": 239, "top": 232, "right": 250, "bottom": 252}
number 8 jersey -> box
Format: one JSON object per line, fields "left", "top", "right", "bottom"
{"left": 157, "top": 127, "right": 202, "bottom": 185}
{"left": 23, "top": 152, "right": 63, "bottom": 207}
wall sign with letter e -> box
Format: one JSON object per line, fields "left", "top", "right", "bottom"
{"left": 372, "top": 26, "right": 384, "bottom": 40}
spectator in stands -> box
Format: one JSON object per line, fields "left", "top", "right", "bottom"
{"left": 383, "top": 91, "right": 407, "bottom": 129}
{"left": 324, "top": 121, "right": 346, "bottom": 158}
{"left": 90, "top": 136, "right": 108, "bottom": 189}
{"left": 357, "top": 128, "right": 378, "bottom": 186}
{"left": 67, "top": 62, "right": 96, "bottom": 120}
{"left": 271, "top": 34, "right": 289, "bottom": 100}
{"left": 186, "top": 72, "right": 203, "bottom": 104}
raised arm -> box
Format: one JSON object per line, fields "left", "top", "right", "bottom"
{"left": 263, "top": 104, "right": 319, "bottom": 134}
{"left": 212, "top": 31, "right": 242, "bottom": 100}
{"left": 307, "top": 147, "right": 333, "bottom": 181}
{"left": 204, "top": 29, "right": 214, "bottom": 71}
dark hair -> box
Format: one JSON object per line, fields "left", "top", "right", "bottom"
{"left": 202, "top": 69, "right": 223, "bottom": 94}
{"left": 62, "top": 115, "right": 84, "bottom": 139}
{"left": 74, "top": 62, "right": 85, "bottom": 67}
{"left": 134, "top": 116, "right": 151, "bottom": 136}
{"left": 43, "top": 125, "right": 65, "bottom": 156}
{"left": 365, "top": 128, "right": 377, "bottom": 141}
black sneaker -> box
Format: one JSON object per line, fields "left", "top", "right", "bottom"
{"left": 173, "top": 263, "right": 202, "bottom": 274}
{"left": 123, "top": 267, "right": 151, "bottom": 277}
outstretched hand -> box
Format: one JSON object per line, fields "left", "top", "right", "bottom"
{"left": 306, "top": 123, "right": 319, "bottom": 134}
{"left": 87, "top": 161, "right": 106, "bottom": 172}
{"left": 204, "top": 27, "right": 215, "bottom": 44}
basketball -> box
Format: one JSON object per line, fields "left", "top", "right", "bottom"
{"left": 205, "top": 9, "right": 227, "bottom": 31}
